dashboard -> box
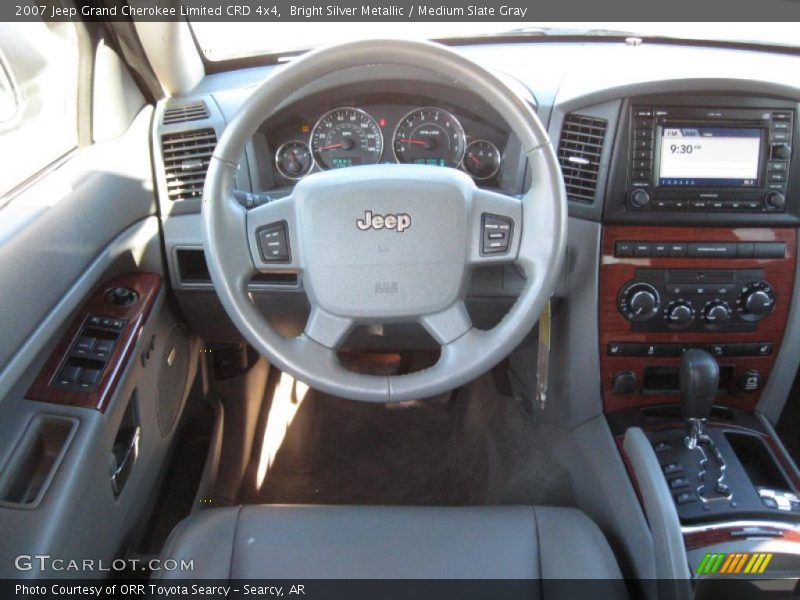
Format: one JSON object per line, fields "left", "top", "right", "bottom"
{"left": 152, "top": 41, "right": 800, "bottom": 419}
{"left": 251, "top": 81, "right": 524, "bottom": 193}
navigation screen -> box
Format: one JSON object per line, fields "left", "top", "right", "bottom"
{"left": 657, "top": 126, "right": 761, "bottom": 187}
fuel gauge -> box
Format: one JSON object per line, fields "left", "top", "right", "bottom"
{"left": 275, "top": 140, "right": 313, "bottom": 180}
{"left": 463, "top": 140, "right": 501, "bottom": 180}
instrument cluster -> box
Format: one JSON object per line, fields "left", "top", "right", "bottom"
{"left": 267, "top": 101, "right": 506, "bottom": 185}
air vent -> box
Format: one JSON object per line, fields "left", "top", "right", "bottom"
{"left": 161, "top": 128, "right": 217, "bottom": 201}
{"left": 558, "top": 114, "right": 607, "bottom": 203}
{"left": 162, "top": 101, "right": 209, "bottom": 125}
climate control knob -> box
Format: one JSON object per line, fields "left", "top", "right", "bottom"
{"left": 618, "top": 282, "right": 660, "bottom": 322}
{"left": 665, "top": 300, "right": 694, "bottom": 328}
{"left": 737, "top": 281, "right": 775, "bottom": 321}
{"left": 702, "top": 300, "right": 732, "bottom": 328}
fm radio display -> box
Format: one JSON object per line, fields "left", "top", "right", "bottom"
{"left": 657, "top": 126, "right": 762, "bottom": 187}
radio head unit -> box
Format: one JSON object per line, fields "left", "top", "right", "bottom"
{"left": 628, "top": 106, "right": 793, "bottom": 213}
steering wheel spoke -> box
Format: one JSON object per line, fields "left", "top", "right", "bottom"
{"left": 304, "top": 306, "right": 355, "bottom": 349}
{"left": 468, "top": 188, "right": 523, "bottom": 266}
{"left": 246, "top": 194, "right": 303, "bottom": 272}
{"left": 419, "top": 300, "right": 473, "bottom": 345}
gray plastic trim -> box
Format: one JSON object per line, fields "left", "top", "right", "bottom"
{"left": 623, "top": 427, "right": 692, "bottom": 590}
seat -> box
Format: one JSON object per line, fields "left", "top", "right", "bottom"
{"left": 156, "top": 505, "right": 622, "bottom": 580}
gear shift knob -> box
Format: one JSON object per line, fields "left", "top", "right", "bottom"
{"left": 680, "top": 348, "right": 719, "bottom": 421}
{"left": 680, "top": 349, "right": 719, "bottom": 449}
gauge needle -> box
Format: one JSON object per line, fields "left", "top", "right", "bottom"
{"left": 318, "top": 143, "right": 345, "bottom": 151}
{"left": 467, "top": 153, "right": 481, "bottom": 166}
{"left": 397, "top": 138, "right": 429, "bottom": 146}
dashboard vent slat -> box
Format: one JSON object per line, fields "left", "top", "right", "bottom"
{"left": 160, "top": 128, "right": 217, "bottom": 201}
{"left": 162, "top": 100, "right": 210, "bottom": 125}
{"left": 558, "top": 114, "right": 608, "bottom": 204}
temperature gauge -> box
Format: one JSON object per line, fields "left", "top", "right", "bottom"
{"left": 462, "top": 140, "right": 501, "bottom": 180}
{"left": 275, "top": 140, "right": 313, "bottom": 180}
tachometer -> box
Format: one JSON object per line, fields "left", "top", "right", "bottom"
{"left": 310, "top": 107, "right": 383, "bottom": 170}
{"left": 393, "top": 107, "right": 466, "bottom": 168}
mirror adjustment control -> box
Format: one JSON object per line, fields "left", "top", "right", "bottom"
{"left": 257, "top": 221, "right": 291, "bottom": 262}
{"left": 481, "top": 214, "right": 513, "bottom": 255}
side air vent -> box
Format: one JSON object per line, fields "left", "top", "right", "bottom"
{"left": 162, "top": 101, "right": 209, "bottom": 125}
{"left": 558, "top": 114, "right": 607, "bottom": 203}
{"left": 161, "top": 128, "right": 217, "bottom": 201}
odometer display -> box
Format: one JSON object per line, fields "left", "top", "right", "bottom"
{"left": 310, "top": 107, "right": 383, "bottom": 170}
{"left": 393, "top": 107, "right": 466, "bottom": 168}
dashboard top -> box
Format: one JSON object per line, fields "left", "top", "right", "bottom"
{"left": 155, "top": 39, "right": 800, "bottom": 226}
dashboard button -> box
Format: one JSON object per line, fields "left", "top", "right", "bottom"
{"left": 258, "top": 222, "right": 291, "bottom": 262}
{"left": 615, "top": 241, "right": 634, "bottom": 257}
{"left": 753, "top": 243, "right": 786, "bottom": 258}
{"left": 633, "top": 242, "right": 652, "bottom": 257}
{"left": 687, "top": 243, "right": 736, "bottom": 258}
{"left": 668, "top": 242, "right": 687, "bottom": 257}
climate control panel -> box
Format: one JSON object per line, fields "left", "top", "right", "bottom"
{"left": 617, "top": 269, "right": 775, "bottom": 333}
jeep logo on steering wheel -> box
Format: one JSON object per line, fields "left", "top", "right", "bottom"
{"left": 356, "top": 210, "right": 411, "bottom": 232}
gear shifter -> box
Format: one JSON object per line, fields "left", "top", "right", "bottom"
{"left": 680, "top": 348, "right": 719, "bottom": 449}
{"left": 679, "top": 349, "right": 731, "bottom": 502}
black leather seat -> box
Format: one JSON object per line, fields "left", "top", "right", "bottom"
{"left": 157, "top": 505, "right": 622, "bottom": 579}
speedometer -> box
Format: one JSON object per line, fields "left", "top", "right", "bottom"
{"left": 310, "top": 107, "right": 383, "bottom": 170}
{"left": 393, "top": 107, "right": 466, "bottom": 168}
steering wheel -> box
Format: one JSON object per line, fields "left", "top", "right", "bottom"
{"left": 202, "top": 39, "right": 566, "bottom": 403}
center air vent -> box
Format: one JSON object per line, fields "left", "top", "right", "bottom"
{"left": 161, "top": 128, "right": 217, "bottom": 201}
{"left": 162, "top": 100, "right": 209, "bottom": 125}
{"left": 558, "top": 114, "right": 607, "bottom": 203}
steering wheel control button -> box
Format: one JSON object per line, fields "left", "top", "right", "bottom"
{"left": 481, "top": 214, "right": 513, "bottom": 255}
{"left": 258, "top": 221, "right": 291, "bottom": 263}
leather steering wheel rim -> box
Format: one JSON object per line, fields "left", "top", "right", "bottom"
{"left": 202, "top": 39, "right": 567, "bottom": 403}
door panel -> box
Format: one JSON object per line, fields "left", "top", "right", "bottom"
{"left": 0, "top": 108, "right": 200, "bottom": 575}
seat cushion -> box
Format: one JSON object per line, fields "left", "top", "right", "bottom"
{"left": 156, "top": 505, "right": 622, "bottom": 580}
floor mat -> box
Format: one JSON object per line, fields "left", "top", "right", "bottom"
{"left": 238, "top": 371, "right": 574, "bottom": 507}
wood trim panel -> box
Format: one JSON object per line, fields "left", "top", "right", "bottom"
{"left": 26, "top": 273, "right": 162, "bottom": 412}
{"left": 600, "top": 226, "right": 796, "bottom": 414}
{"left": 684, "top": 524, "right": 800, "bottom": 551}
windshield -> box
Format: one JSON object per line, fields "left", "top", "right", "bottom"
{"left": 191, "top": 22, "right": 800, "bottom": 62}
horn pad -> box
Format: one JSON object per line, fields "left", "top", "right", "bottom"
{"left": 296, "top": 164, "right": 472, "bottom": 320}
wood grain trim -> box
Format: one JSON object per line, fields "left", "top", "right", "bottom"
{"left": 600, "top": 226, "right": 796, "bottom": 414}
{"left": 684, "top": 525, "right": 800, "bottom": 550}
{"left": 26, "top": 273, "right": 162, "bottom": 412}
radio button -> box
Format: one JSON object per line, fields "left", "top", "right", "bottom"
{"left": 768, "top": 172, "right": 787, "bottom": 183}
{"left": 772, "top": 121, "right": 791, "bottom": 132}
{"left": 690, "top": 200, "right": 709, "bottom": 209}
{"left": 764, "top": 191, "right": 787, "bottom": 211}
{"left": 771, "top": 132, "right": 790, "bottom": 144}
{"left": 771, "top": 143, "right": 791, "bottom": 160}
{"left": 768, "top": 161, "right": 788, "bottom": 172}
{"left": 633, "top": 160, "right": 652, "bottom": 170}
{"left": 629, "top": 188, "right": 652, "bottom": 208}
{"left": 633, "top": 242, "right": 652, "bottom": 257}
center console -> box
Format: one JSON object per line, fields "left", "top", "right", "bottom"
{"left": 599, "top": 93, "right": 800, "bottom": 587}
